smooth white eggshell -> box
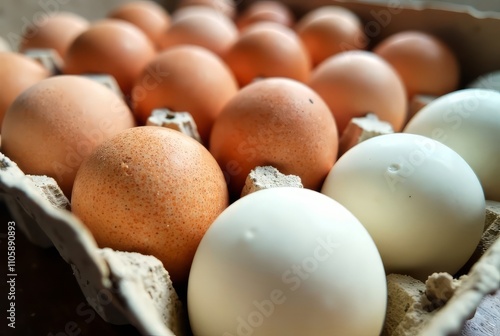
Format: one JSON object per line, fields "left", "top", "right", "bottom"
{"left": 188, "top": 187, "right": 386, "bottom": 336}
{"left": 404, "top": 88, "right": 500, "bottom": 201}
{"left": 321, "top": 133, "right": 485, "bottom": 280}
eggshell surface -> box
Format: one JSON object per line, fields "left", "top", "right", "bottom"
{"left": 71, "top": 126, "right": 229, "bottom": 284}
{"left": 1, "top": 75, "right": 135, "bottom": 197}
{"left": 321, "top": 133, "right": 485, "bottom": 280}
{"left": 308, "top": 50, "right": 407, "bottom": 135}
{"left": 374, "top": 31, "right": 460, "bottom": 99}
{"left": 209, "top": 77, "right": 338, "bottom": 199}
{"left": 18, "top": 12, "right": 90, "bottom": 58}
{"left": 0, "top": 52, "right": 49, "bottom": 129}
{"left": 188, "top": 187, "right": 387, "bottom": 336}
{"left": 404, "top": 89, "right": 500, "bottom": 201}
{"left": 64, "top": 20, "right": 156, "bottom": 95}
{"left": 132, "top": 45, "right": 238, "bottom": 143}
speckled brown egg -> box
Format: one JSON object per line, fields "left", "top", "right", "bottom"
{"left": 108, "top": 1, "right": 171, "bottom": 49}
{"left": 1, "top": 75, "right": 135, "bottom": 197}
{"left": 18, "top": 12, "right": 89, "bottom": 58}
{"left": 71, "top": 126, "right": 229, "bottom": 284}
{"left": 0, "top": 52, "right": 49, "bottom": 130}
{"left": 64, "top": 20, "right": 156, "bottom": 95}
{"left": 209, "top": 77, "right": 338, "bottom": 199}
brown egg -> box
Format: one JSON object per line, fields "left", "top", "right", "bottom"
{"left": 160, "top": 6, "right": 237, "bottom": 56}
{"left": 295, "top": 6, "right": 366, "bottom": 67}
{"left": 71, "top": 126, "right": 229, "bottom": 284}
{"left": 308, "top": 50, "right": 407, "bottom": 135}
{"left": 223, "top": 22, "right": 310, "bottom": 87}
{"left": 18, "top": 12, "right": 89, "bottom": 58}
{"left": 236, "top": 1, "right": 294, "bottom": 31}
{"left": 373, "top": 30, "right": 460, "bottom": 99}
{"left": 64, "top": 20, "right": 156, "bottom": 95}
{"left": 108, "top": 1, "right": 170, "bottom": 49}
{"left": 1, "top": 75, "right": 136, "bottom": 197}
{"left": 0, "top": 52, "right": 49, "bottom": 130}
{"left": 209, "top": 77, "right": 338, "bottom": 199}
{"left": 132, "top": 45, "right": 238, "bottom": 143}
{"left": 176, "top": 0, "right": 236, "bottom": 19}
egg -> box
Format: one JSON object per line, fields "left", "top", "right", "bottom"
{"left": 176, "top": 0, "right": 236, "bottom": 19}
{"left": 64, "top": 20, "right": 156, "bottom": 95}
{"left": 0, "top": 52, "right": 49, "bottom": 130}
{"left": 308, "top": 50, "right": 407, "bottom": 135}
{"left": 131, "top": 45, "right": 238, "bottom": 143}
{"left": 160, "top": 6, "right": 238, "bottom": 56}
{"left": 209, "top": 77, "right": 338, "bottom": 199}
{"left": 1, "top": 75, "right": 135, "bottom": 197}
{"left": 18, "top": 12, "right": 89, "bottom": 58}
{"left": 321, "top": 133, "right": 485, "bottom": 280}
{"left": 467, "top": 70, "right": 500, "bottom": 92}
{"left": 188, "top": 187, "right": 387, "bottom": 336}
{"left": 108, "top": 1, "right": 171, "bottom": 49}
{"left": 223, "top": 22, "right": 311, "bottom": 87}
{"left": 404, "top": 89, "right": 500, "bottom": 201}
{"left": 295, "top": 6, "right": 366, "bottom": 67}
{"left": 236, "top": 1, "right": 294, "bottom": 31}
{"left": 373, "top": 31, "right": 460, "bottom": 99}
{"left": 71, "top": 126, "right": 229, "bottom": 284}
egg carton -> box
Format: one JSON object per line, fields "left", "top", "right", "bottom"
{"left": 1, "top": 150, "right": 500, "bottom": 335}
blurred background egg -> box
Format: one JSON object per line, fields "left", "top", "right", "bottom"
{"left": 176, "top": 0, "right": 236, "bottom": 19}
{"left": 188, "top": 187, "right": 387, "bottom": 336}
{"left": 131, "top": 45, "right": 238, "bottom": 143}
{"left": 18, "top": 12, "right": 89, "bottom": 59}
{"left": 236, "top": 1, "right": 294, "bottom": 31}
{"left": 0, "top": 52, "right": 49, "bottom": 130}
{"left": 308, "top": 50, "right": 407, "bottom": 135}
{"left": 0, "top": 75, "right": 135, "bottom": 197}
{"left": 373, "top": 31, "right": 460, "bottom": 99}
{"left": 209, "top": 77, "right": 338, "bottom": 199}
{"left": 223, "top": 22, "right": 310, "bottom": 87}
{"left": 108, "top": 1, "right": 171, "bottom": 50}
{"left": 71, "top": 126, "right": 229, "bottom": 284}
{"left": 64, "top": 19, "right": 156, "bottom": 96}
{"left": 0, "top": 36, "right": 10, "bottom": 52}
{"left": 160, "top": 6, "right": 238, "bottom": 57}
{"left": 295, "top": 6, "right": 366, "bottom": 67}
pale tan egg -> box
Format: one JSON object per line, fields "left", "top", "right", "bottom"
{"left": 71, "top": 126, "right": 229, "bottom": 284}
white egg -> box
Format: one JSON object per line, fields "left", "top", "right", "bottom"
{"left": 188, "top": 187, "right": 386, "bottom": 336}
{"left": 321, "top": 133, "right": 485, "bottom": 281}
{"left": 404, "top": 88, "right": 500, "bottom": 201}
